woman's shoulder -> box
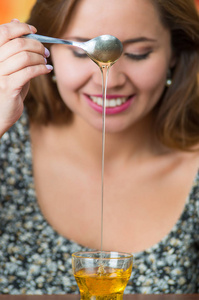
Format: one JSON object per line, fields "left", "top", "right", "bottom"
{"left": 178, "top": 149, "right": 199, "bottom": 214}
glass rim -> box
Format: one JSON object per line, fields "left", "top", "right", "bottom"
{"left": 72, "top": 250, "right": 133, "bottom": 259}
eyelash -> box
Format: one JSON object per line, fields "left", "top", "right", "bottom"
{"left": 124, "top": 51, "right": 152, "bottom": 61}
{"left": 72, "top": 50, "right": 88, "bottom": 58}
{"left": 72, "top": 50, "right": 152, "bottom": 60}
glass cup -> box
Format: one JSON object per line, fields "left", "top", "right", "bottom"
{"left": 72, "top": 251, "right": 133, "bottom": 300}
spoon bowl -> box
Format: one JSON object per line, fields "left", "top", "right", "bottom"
{"left": 24, "top": 34, "right": 123, "bottom": 65}
{"left": 80, "top": 35, "right": 123, "bottom": 65}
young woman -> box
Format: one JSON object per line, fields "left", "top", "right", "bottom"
{"left": 0, "top": 0, "right": 199, "bottom": 294}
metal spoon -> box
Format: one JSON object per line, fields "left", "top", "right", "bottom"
{"left": 24, "top": 34, "right": 123, "bottom": 65}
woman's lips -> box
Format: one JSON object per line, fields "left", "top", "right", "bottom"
{"left": 84, "top": 94, "right": 135, "bottom": 115}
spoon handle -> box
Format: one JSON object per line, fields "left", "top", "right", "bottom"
{"left": 23, "top": 33, "right": 74, "bottom": 46}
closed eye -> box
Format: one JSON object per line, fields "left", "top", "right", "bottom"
{"left": 72, "top": 50, "right": 88, "bottom": 58}
{"left": 124, "top": 51, "right": 152, "bottom": 61}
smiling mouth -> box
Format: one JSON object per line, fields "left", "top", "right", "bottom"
{"left": 89, "top": 95, "right": 131, "bottom": 107}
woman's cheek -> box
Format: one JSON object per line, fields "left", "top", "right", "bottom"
{"left": 130, "top": 59, "right": 168, "bottom": 91}
{"left": 51, "top": 47, "right": 93, "bottom": 91}
{"left": 55, "top": 61, "right": 92, "bottom": 91}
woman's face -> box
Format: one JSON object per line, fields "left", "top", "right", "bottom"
{"left": 51, "top": 0, "right": 175, "bottom": 133}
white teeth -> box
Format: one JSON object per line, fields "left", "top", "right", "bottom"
{"left": 116, "top": 98, "right": 122, "bottom": 106}
{"left": 109, "top": 100, "right": 116, "bottom": 107}
{"left": 98, "top": 98, "right": 103, "bottom": 106}
{"left": 90, "top": 96, "right": 128, "bottom": 107}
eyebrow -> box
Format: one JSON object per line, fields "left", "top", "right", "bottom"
{"left": 122, "top": 37, "right": 157, "bottom": 44}
{"left": 65, "top": 36, "right": 157, "bottom": 44}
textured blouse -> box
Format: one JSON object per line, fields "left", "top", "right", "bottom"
{"left": 0, "top": 111, "right": 199, "bottom": 294}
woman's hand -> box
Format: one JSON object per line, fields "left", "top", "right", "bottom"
{"left": 0, "top": 20, "right": 53, "bottom": 137}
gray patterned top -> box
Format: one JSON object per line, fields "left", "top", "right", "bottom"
{"left": 0, "top": 111, "right": 199, "bottom": 294}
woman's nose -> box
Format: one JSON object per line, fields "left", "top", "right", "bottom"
{"left": 92, "top": 62, "right": 126, "bottom": 89}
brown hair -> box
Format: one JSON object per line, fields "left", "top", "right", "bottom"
{"left": 25, "top": 0, "right": 78, "bottom": 124}
{"left": 25, "top": 0, "right": 199, "bottom": 150}
{"left": 153, "top": 0, "right": 199, "bottom": 150}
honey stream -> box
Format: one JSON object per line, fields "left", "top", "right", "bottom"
{"left": 98, "top": 63, "right": 111, "bottom": 253}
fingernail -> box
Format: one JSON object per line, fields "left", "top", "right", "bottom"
{"left": 44, "top": 57, "right": 47, "bottom": 64}
{"left": 46, "top": 65, "right": 53, "bottom": 71}
{"left": 11, "top": 18, "right": 20, "bottom": 23}
{"left": 28, "top": 25, "right": 37, "bottom": 33}
{"left": 44, "top": 48, "right": 50, "bottom": 58}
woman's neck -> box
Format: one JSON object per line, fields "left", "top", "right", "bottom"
{"left": 30, "top": 112, "right": 172, "bottom": 175}
{"left": 65, "top": 113, "right": 168, "bottom": 166}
